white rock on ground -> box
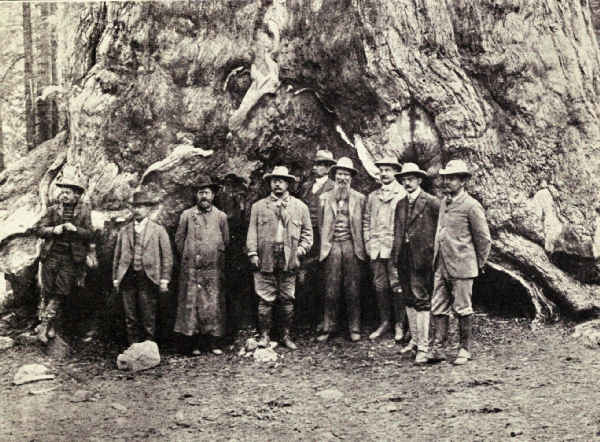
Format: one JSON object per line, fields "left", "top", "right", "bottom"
{"left": 116, "top": 340, "right": 161, "bottom": 372}
{"left": 13, "top": 364, "right": 55, "bottom": 385}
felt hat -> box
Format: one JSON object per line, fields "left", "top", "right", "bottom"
{"left": 195, "top": 176, "right": 220, "bottom": 192}
{"left": 263, "top": 166, "right": 298, "bottom": 183}
{"left": 439, "top": 159, "right": 472, "bottom": 177}
{"left": 313, "top": 149, "right": 336, "bottom": 165}
{"left": 130, "top": 190, "right": 160, "bottom": 206}
{"left": 374, "top": 156, "right": 402, "bottom": 171}
{"left": 396, "top": 162, "right": 428, "bottom": 179}
{"left": 329, "top": 157, "right": 358, "bottom": 178}
{"left": 56, "top": 169, "right": 86, "bottom": 194}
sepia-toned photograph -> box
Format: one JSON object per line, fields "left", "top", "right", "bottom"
{"left": 1, "top": 0, "right": 600, "bottom": 440}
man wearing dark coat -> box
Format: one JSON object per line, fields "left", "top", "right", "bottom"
{"left": 174, "top": 177, "right": 229, "bottom": 355}
{"left": 113, "top": 190, "right": 173, "bottom": 345}
{"left": 390, "top": 163, "right": 440, "bottom": 364}
{"left": 34, "top": 171, "right": 93, "bottom": 344}
{"left": 298, "top": 149, "right": 336, "bottom": 330}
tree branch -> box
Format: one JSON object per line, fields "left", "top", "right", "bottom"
{"left": 0, "top": 55, "right": 24, "bottom": 84}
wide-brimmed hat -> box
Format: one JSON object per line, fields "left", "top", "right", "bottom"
{"left": 396, "top": 162, "right": 428, "bottom": 179}
{"left": 263, "top": 166, "right": 298, "bottom": 183}
{"left": 313, "top": 149, "right": 336, "bottom": 165}
{"left": 374, "top": 156, "right": 402, "bottom": 170}
{"left": 329, "top": 157, "right": 358, "bottom": 178}
{"left": 130, "top": 190, "right": 160, "bottom": 206}
{"left": 439, "top": 159, "right": 472, "bottom": 177}
{"left": 56, "top": 169, "right": 86, "bottom": 194}
{"left": 195, "top": 176, "right": 219, "bottom": 192}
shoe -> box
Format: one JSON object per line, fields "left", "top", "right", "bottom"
{"left": 350, "top": 332, "right": 361, "bottom": 342}
{"left": 192, "top": 349, "right": 202, "bottom": 356}
{"left": 282, "top": 335, "right": 297, "bottom": 350}
{"left": 37, "top": 322, "right": 49, "bottom": 344}
{"left": 257, "top": 331, "right": 270, "bottom": 348}
{"left": 211, "top": 348, "right": 223, "bottom": 356}
{"left": 399, "top": 341, "right": 417, "bottom": 354}
{"left": 316, "top": 333, "right": 330, "bottom": 342}
{"left": 369, "top": 321, "right": 390, "bottom": 340}
{"left": 394, "top": 324, "right": 404, "bottom": 342}
{"left": 429, "top": 345, "right": 446, "bottom": 362}
{"left": 453, "top": 348, "right": 471, "bottom": 365}
{"left": 415, "top": 351, "right": 432, "bottom": 365}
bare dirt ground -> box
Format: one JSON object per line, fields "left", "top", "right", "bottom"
{"left": 1, "top": 315, "right": 599, "bottom": 441}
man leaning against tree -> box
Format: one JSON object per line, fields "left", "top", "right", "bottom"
{"left": 430, "top": 160, "right": 491, "bottom": 365}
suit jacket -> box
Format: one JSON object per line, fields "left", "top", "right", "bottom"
{"left": 389, "top": 190, "right": 440, "bottom": 286}
{"left": 113, "top": 219, "right": 174, "bottom": 288}
{"left": 35, "top": 201, "right": 93, "bottom": 263}
{"left": 433, "top": 190, "right": 491, "bottom": 278}
{"left": 318, "top": 188, "right": 366, "bottom": 261}
{"left": 246, "top": 194, "right": 313, "bottom": 273}
{"left": 363, "top": 180, "right": 406, "bottom": 260}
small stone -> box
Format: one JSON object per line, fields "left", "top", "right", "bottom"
{"left": 245, "top": 338, "right": 258, "bottom": 351}
{"left": 117, "top": 340, "right": 160, "bottom": 372}
{"left": 174, "top": 410, "right": 191, "bottom": 427}
{"left": 111, "top": 403, "right": 128, "bottom": 413}
{"left": 0, "top": 336, "right": 15, "bottom": 351}
{"left": 253, "top": 347, "right": 278, "bottom": 363}
{"left": 316, "top": 388, "right": 344, "bottom": 401}
{"left": 13, "top": 364, "right": 55, "bottom": 385}
{"left": 70, "top": 389, "right": 93, "bottom": 403}
{"left": 238, "top": 347, "right": 246, "bottom": 356}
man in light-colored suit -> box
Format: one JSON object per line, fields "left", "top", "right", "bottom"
{"left": 317, "top": 157, "right": 366, "bottom": 343}
{"left": 363, "top": 157, "right": 406, "bottom": 341}
{"left": 431, "top": 160, "right": 491, "bottom": 365}
{"left": 113, "top": 190, "right": 173, "bottom": 345}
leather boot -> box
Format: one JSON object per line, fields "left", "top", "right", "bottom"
{"left": 370, "top": 289, "right": 391, "bottom": 340}
{"left": 454, "top": 315, "right": 473, "bottom": 365}
{"left": 400, "top": 307, "right": 417, "bottom": 352}
{"left": 37, "top": 321, "right": 49, "bottom": 344}
{"left": 257, "top": 302, "right": 272, "bottom": 348}
{"left": 430, "top": 315, "right": 449, "bottom": 362}
{"left": 369, "top": 320, "right": 390, "bottom": 340}
{"left": 414, "top": 310, "right": 431, "bottom": 364}
{"left": 281, "top": 302, "right": 297, "bottom": 350}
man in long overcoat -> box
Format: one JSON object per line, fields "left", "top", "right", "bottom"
{"left": 390, "top": 163, "right": 440, "bottom": 363}
{"left": 174, "top": 177, "right": 229, "bottom": 355}
{"left": 35, "top": 171, "right": 93, "bottom": 343}
{"left": 247, "top": 166, "right": 313, "bottom": 350}
{"left": 317, "top": 157, "right": 366, "bottom": 343}
{"left": 363, "top": 157, "right": 406, "bottom": 341}
{"left": 298, "top": 149, "right": 336, "bottom": 330}
{"left": 113, "top": 190, "right": 173, "bottom": 345}
{"left": 431, "top": 160, "right": 491, "bottom": 365}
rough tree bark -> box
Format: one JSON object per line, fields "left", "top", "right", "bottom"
{"left": 1, "top": 0, "right": 600, "bottom": 322}
{"left": 35, "top": 3, "right": 52, "bottom": 145}
{"left": 21, "top": 2, "right": 34, "bottom": 150}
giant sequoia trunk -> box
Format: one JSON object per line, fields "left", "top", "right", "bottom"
{"left": 1, "top": 0, "right": 600, "bottom": 323}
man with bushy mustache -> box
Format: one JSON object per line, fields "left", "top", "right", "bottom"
{"left": 317, "top": 157, "right": 366, "bottom": 343}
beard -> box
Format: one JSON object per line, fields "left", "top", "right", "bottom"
{"left": 334, "top": 182, "right": 350, "bottom": 201}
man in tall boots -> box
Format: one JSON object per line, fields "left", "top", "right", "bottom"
{"left": 299, "top": 149, "right": 336, "bottom": 331}
{"left": 431, "top": 160, "right": 491, "bottom": 365}
{"left": 363, "top": 157, "right": 406, "bottom": 341}
{"left": 247, "top": 166, "right": 313, "bottom": 350}
{"left": 174, "top": 177, "right": 229, "bottom": 355}
{"left": 35, "top": 170, "right": 93, "bottom": 344}
{"left": 317, "top": 157, "right": 366, "bottom": 343}
{"left": 390, "top": 163, "right": 440, "bottom": 364}
{"left": 113, "top": 190, "right": 173, "bottom": 345}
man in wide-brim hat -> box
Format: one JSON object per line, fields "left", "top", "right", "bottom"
{"left": 430, "top": 159, "right": 491, "bottom": 365}
{"left": 317, "top": 157, "right": 366, "bottom": 343}
{"left": 389, "top": 162, "right": 440, "bottom": 364}
{"left": 34, "top": 170, "right": 93, "bottom": 344}
{"left": 363, "top": 157, "right": 407, "bottom": 342}
{"left": 174, "top": 176, "right": 229, "bottom": 355}
{"left": 299, "top": 149, "right": 336, "bottom": 331}
{"left": 247, "top": 166, "right": 313, "bottom": 350}
{"left": 113, "top": 189, "right": 173, "bottom": 346}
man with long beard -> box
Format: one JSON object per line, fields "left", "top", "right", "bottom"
{"left": 363, "top": 157, "right": 406, "bottom": 341}
{"left": 174, "top": 177, "right": 229, "bottom": 355}
{"left": 247, "top": 166, "right": 313, "bottom": 350}
{"left": 317, "top": 157, "right": 366, "bottom": 343}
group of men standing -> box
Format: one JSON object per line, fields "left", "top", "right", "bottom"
{"left": 33, "top": 148, "right": 490, "bottom": 365}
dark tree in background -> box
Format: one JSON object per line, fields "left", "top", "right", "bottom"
{"left": 22, "top": 2, "right": 34, "bottom": 151}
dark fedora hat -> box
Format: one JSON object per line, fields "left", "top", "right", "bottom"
{"left": 195, "top": 176, "right": 220, "bottom": 192}
{"left": 130, "top": 190, "right": 160, "bottom": 206}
